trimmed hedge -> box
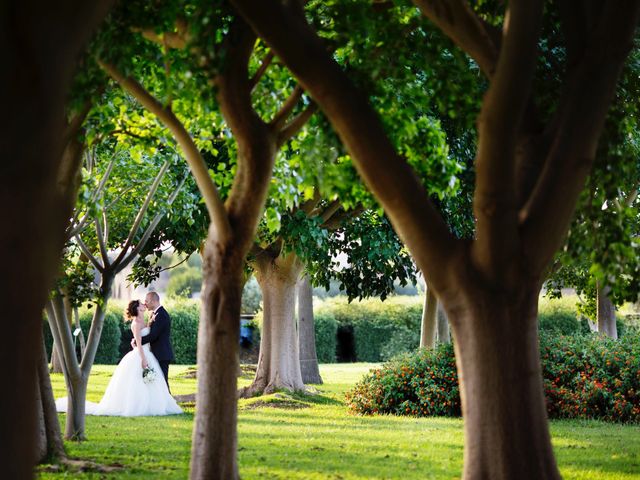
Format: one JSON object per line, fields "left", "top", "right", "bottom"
{"left": 79, "top": 308, "right": 122, "bottom": 364}
{"left": 316, "top": 296, "right": 422, "bottom": 362}
{"left": 314, "top": 311, "right": 338, "bottom": 363}
{"left": 170, "top": 301, "right": 199, "bottom": 364}
{"left": 346, "top": 332, "right": 640, "bottom": 423}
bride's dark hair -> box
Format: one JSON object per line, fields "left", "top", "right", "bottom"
{"left": 124, "top": 300, "right": 140, "bottom": 322}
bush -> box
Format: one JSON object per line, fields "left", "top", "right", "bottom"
{"left": 346, "top": 343, "right": 460, "bottom": 417}
{"left": 346, "top": 332, "right": 640, "bottom": 423}
{"left": 538, "top": 297, "right": 585, "bottom": 335}
{"left": 314, "top": 311, "right": 338, "bottom": 363}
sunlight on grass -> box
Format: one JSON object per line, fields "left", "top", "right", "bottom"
{"left": 41, "top": 363, "right": 640, "bottom": 479}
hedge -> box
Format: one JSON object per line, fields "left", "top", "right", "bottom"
{"left": 315, "top": 296, "right": 422, "bottom": 362}
{"left": 314, "top": 311, "right": 338, "bottom": 363}
{"left": 346, "top": 332, "right": 640, "bottom": 423}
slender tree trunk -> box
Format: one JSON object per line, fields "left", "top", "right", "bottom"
{"left": 37, "top": 336, "right": 65, "bottom": 462}
{"left": 597, "top": 282, "right": 617, "bottom": 339}
{"left": 242, "top": 251, "right": 305, "bottom": 396}
{"left": 297, "top": 275, "right": 322, "bottom": 384}
{"left": 420, "top": 287, "right": 438, "bottom": 348}
{"left": 50, "top": 272, "right": 114, "bottom": 441}
{"left": 50, "top": 342, "right": 64, "bottom": 373}
{"left": 34, "top": 369, "right": 47, "bottom": 464}
{"left": 446, "top": 287, "right": 560, "bottom": 480}
{"left": 190, "top": 243, "right": 244, "bottom": 480}
{"left": 436, "top": 302, "right": 450, "bottom": 345}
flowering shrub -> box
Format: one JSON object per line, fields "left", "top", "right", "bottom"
{"left": 346, "top": 333, "right": 640, "bottom": 423}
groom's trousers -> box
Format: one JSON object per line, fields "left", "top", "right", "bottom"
{"left": 159, "top": 361, "right": 170, "bottom": 393}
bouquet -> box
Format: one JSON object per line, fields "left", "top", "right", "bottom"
{"left": 142, "top": 366, "right": 157, "bottom": 384}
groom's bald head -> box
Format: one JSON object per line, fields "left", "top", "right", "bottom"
{"left": 145, "top": 291, "right": 160, "bottom": 309}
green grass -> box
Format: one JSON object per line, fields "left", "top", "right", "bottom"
{"left": 40, "top": 363, "right": 640, "bottom": 479}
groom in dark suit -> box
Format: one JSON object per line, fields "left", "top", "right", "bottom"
{"left": 134, "top": 291, "right": 175, "bottom": 392}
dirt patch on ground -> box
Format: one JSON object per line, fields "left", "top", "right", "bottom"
{"left": 243, "top": 399, "right": 310, "bottom": 410}
{"left": 39, "top": 459, "right": 125, "bottom": 474}
{"left": 174, "top": 393, "right": 196, "bottom": 404}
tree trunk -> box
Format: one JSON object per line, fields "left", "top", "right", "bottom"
{"left": 190, "top": 243, "right": 244, "bottom": 480}
{"left": 446, "top": 287, "right": 560, "bottom": 480}
{"left": 420, "top": 288, "right": 437, "bottom": 348}
{"left": 34, "top": 369, "right": 47, "bottom": 464}
{"left": 0, "top": 3, "right": 112, "bottom": 476}
{"left": 37, "top": 336, "right": 65, "bottom": 462}
{"left": 297, "top": 275, "right": 322, "bottom": 384}
{"left": 242, "top": 251, "right": 305, "bottom": 396}
{"left": 50, "top": 342, "right": 64, "bottom": 373}
{"left": 436, "top": 302, "right": 450, "bottom": 345}
{"left": 597, "top": 282, "right": 617, "bottom": 339}
{"left": 49, "top": 272, "right": 114, "bottom": 441}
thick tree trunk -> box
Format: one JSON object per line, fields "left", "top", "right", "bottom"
{"left": 436, "top": 302, "right": 450, "bottom": 345}
{"left": 420, "top": 288, "right": 438, "bottom": 348}
{"left": 446, "top": 287, "right": 560, "bottom": 480}
{"left": 190, "top": 243, "right": 244, "bottom": 480}
{"left": 0, "top": 3, "right": 112, "bottom": 477}
{"left": 37, "top": 337, "right": 65, "bottom": 462}
{"left": 297, "top": 275, "right": 322, "bottom": 384}
{"left": 597, "top": 282, "right": 617, "bottom": 339}
{"left": 242, "top": 251, "right": 305, "bottom": 396}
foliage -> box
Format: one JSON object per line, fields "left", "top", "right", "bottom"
{"left": 241, "top": 276, "right": 262, "bottom": 315}
{"left": 166, "top": 266, "right": 202, "bottom": 298}
{"left": 346, "top": 333, "right": 640, "bottom": 424}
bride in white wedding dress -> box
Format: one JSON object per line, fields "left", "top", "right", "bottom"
{"left": 56, "top": 300, "right": 182, "bottom": 416}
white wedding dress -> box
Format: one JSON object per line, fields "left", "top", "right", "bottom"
{"left": 56, "top": 327, "right": 183, "bottom": 416}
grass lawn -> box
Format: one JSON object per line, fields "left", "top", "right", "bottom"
{"left": 40, "top": 363, "right": 640, "bottom": 479}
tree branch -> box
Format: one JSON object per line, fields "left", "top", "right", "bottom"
{"left": 413, "top": 0, "right": 499, "bottom": 77}
{"left": 75, "top": 234, "right": 104, "bottom": 272}
{"left": 99, "top": 60, "right": 232, "bottom": 243}
{"left": 277, "top": 103, "right": 317, "bottom": 147}
{"left": 270, "top": 84, "right": 304, "bottom": 130}
{"left": 320, "top": 199, "right": 341, "bottom": 223}
{"left": 215, "top": 19, "right": 277, "bottom": 246}
{"left": 67, "top": 154, "right": 116, "bottom": 239}
{"left": 117, "top": 172, "right": 189, "bottom": 270}
{"left": 471, "top": 0, "right": 542, "bottom": 282}
{"left": 250, "top": 50, "right": 275, "bottom": 92}
{"left": 231, "top": 0, "right": 460, "bottom": 294}
{"left": 520, "top": 1, "right": 640, "bottom": 274}
{"left": 94, "top": 215, "right": 111, "bottom": 268}
{"left": 62, "top": 100, "right": 93, "bottom": 152}
{"left": 112, "top": 158, "right": 170, "bottom": 267}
